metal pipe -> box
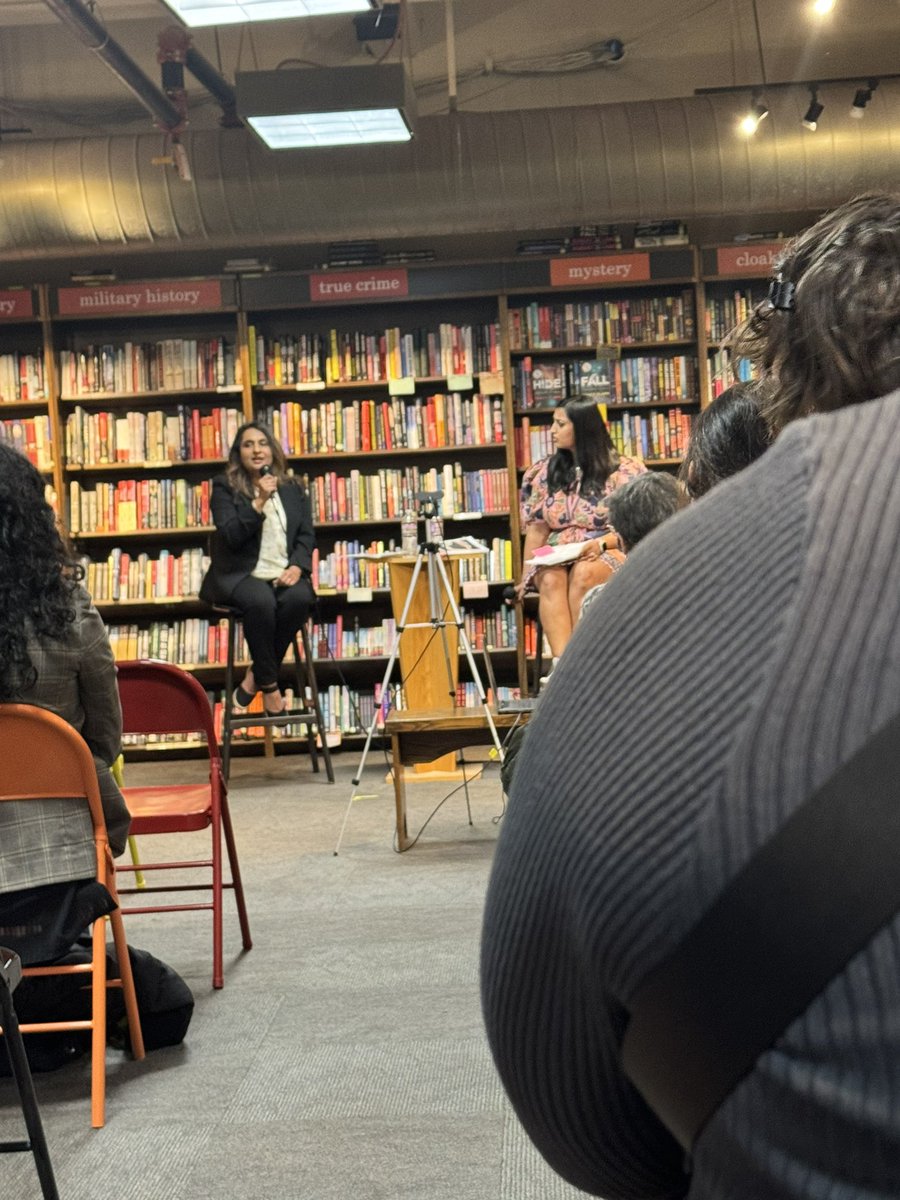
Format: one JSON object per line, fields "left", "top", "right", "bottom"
{"left": 186, "top": 46, "right": 241, "bottom": 127}
{"left": 42, "top": 0, "right": 183, "bottom": 131}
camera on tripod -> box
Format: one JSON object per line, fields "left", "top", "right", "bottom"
{"left": 416, "top": 489, "right": 443, "bottom": 519}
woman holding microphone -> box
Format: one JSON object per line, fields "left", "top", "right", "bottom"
{"left": 200, "top": 422, "right": 315, "bottom": 715}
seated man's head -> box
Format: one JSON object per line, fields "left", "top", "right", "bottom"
{"left": 679, "top": 382, "right": 771, "bottom": 501}
{"left": 607, "top": 472, "right": 686, "bottom": 552}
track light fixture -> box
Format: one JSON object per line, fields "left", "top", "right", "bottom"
{"left": 850, "top": 79, "right": 878, "bottom": 118}
{"left": 811, "top": 0, "right": 835, "bottom": 13}
{"left": 802, "top": 88, "right": 824, "bottom": 131}
{"left": 739, "top": 91, "right": 769, "bottom": 136}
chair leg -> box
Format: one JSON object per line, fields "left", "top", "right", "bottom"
{"left": 300, "top": 626, "right": 335, "bottom": 783}
{"left": 211, "top": 806, "right": 224, "bottom": 990}
{"left": 90, "top": 917, "right": 107, "bottom": 1129}
{"left": 221, "top": 613, "right": 236, "bottom": 781}
{"left": 0, "top": 977, "right": 60, "bottom": 1200}
{"left": 107, "top": 907, "right": 145, "bottom": 1061}
{"left": 292, "top": 633, "right": 319, "bottom": 773}
{"left": 221, "top": 793, "right": 253, "bottom": 953}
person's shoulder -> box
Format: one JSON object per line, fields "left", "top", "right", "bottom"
{"left": 615, "top": 455, "right": 648, "bottom": 477}
{"left": 523, "top": 457, "right": 549, "bottom": 484}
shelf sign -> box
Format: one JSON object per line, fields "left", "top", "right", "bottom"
{"left": 309, "top": 268, "right": 409, "bottom": 303}
{"left": 0, "top": 289, "right": 34, "bottom": 318}
{"left": 715, "top": 244, "right": 784, "bottom": 277}
{"left": 57, "top": 280, "right": 223, "bottom": 316}
{"left": 550, "top": 254, "right": 651, "bottom": 287}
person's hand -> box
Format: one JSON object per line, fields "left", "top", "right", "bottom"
{"left": 277, "top": 565, "right": 303, "bottom": 587}
{"left": 578, "top": 539, "right": 602, "bottom": 562}
{"left": 257, "top": 473, "right": 278, "bottom": 499}
{"left": 514, "top": 579, "right": 527, "bottom": 603}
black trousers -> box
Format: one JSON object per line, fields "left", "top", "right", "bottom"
{"left": 230, "top": 575, "right": 314, "bottom": 689}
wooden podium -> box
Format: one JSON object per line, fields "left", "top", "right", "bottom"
{"left": 387, "top": 552, "right": 469, "bottom": 778}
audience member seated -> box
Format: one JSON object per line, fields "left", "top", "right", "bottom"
{"left": 482, "top": 193, "right": 900, "bottom": 1199}
{"left": 517, "top": 395, "right": 646, "bottom": 659}
{"left": 0, "top": 444, "right": 130, "bottom": 966}
{"left": 200, "top": 421, "right": 316, "bottom": 716}
{"left": 679, "top": 380, "right": 772, "bottom": 500}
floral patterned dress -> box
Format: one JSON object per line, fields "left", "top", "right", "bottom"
{"left": 520, "top": 455, "right": 646, "bottom": 589}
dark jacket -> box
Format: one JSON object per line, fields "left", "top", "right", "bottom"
{"left": 199, "top": 474, "right": 316, "bottom": 605}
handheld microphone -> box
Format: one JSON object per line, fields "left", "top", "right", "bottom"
{"left": 259, "top": 464, "right": 272, "bottom": 477}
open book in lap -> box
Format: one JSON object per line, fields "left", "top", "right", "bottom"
{"left": 525, "top": 542, "right": 586, "bottom": 569}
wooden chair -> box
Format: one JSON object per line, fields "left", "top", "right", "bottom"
{"left": 0, "top": 946, "right": 60, "bottom": 1198}
{"left": 0, "top": 704, "right": 145, "bottom": 1129}
{"left": 114, "top": 660, "right": 252, "bottom": 990}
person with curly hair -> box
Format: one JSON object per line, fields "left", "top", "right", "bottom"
{"left": 0, "top": 444, "right": 130, "bottom": 958}
{"left": 482, "top": 194, "right": 900, "bottom": 1198}
{"left": 199, "top": 421, "right": 316, "bottom": 715}
{"left": 516, "top": 395, "right": 646, "bottom": 658}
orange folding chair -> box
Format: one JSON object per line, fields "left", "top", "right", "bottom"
{"left": 0, "top": 704, "right": 145, "bottom": 1129}
{"left": 114, "top": 661, "right": 252, "bottom": 990}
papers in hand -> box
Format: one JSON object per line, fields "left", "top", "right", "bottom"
{"left": 525, "top": 542, "right": 586, "bottom": 568}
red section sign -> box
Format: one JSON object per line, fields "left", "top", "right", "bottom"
{"left": 715, "top": 243, "right": 784, "bottom": 277}
{"left": 56, "top": 279, "right": 223, "bottom": 316}
{"left": 550, "top": 254, "right": 651, "bottom": 287}
{"left": 0, "top": 289, "right": 34, "bottom": 319}
{"left": 309, "top": 269, "right": 409, "bottom": 303}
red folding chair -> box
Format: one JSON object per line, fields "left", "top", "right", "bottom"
{"left": 114, "top": 661, "right": 252, "bottom": 989}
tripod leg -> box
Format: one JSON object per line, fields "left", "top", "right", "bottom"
{"left": 433, "top": 552, "right": 506, "bottom": 763}
{"left": 427, "top": 552, "right": 457, "bottom": 705}
{"left": 333, "top": 554, "right": 427, "bottom": 856}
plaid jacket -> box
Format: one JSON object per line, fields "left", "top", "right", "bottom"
{"left": 0, "top": 585, "right": 131, "bottom": 893}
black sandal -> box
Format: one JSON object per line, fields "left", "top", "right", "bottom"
{"left": 260, "top": 683, "right": 285, "bottom": 715}
{"left": 233, "top": 683, "right": 256, "bottom": 709}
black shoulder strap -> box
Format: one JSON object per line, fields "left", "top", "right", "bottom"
{"left": 622, "top": 711, "right": 900, "bottom": 1151}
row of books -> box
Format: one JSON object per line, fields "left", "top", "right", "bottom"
{"left": 514, "top": 419, "right": 554, "bottom": 468}
{"left": 258, "top": 392, "right": 505, "bottom": 457}
{"left": 517, "top": 225, "right": 623, "bottom": 255}
{"left": 709, "top": 350, "right": 757, "bottom": 398}
{"left": 64, "top": 405, "right": 242, "bottom": 466}
{"left": 517, "top": 354, "right": 699, "bottom": 408}
{"left": 59, "top": 340, "right": 241, "bottom": 397}
{"left": 106, "top": 610, "right": 516, "bottom": 668}
{"left": 0, "top": 352, "right": 45, "bottom": 403}
{"left": 522, "top": 619, "right": 552, "bottom": 661}
{"left": 508, "top": 292, "right": 696, "bottom": 349}
{"left": 68, "top": 478, "right": 211, "bottom": 534}
{"left": 303, "top": 465, "right": 510, "bottom": 525}
{"left": 247, "top": 322, "right": 502, "bottom": 387}
{"left": 0, "top": 414, "right": 52, "bottom": 470}
{"left": 80, "top": 547, "right": 209, "bottom": 604}
{"left": 311, "top": 536, "right": 513, "bottom": 591}
{"left": 608, "top": 409, "right": 694, "bottom": 461}
{"left": 705, "top": 288, "right": 766, "bottom": 342}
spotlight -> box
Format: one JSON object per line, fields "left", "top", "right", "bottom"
{"left": 802, "top": 89, "right": 824, "bottom": 131}
{"left": 811, "top": 0, "right": 835, "bottom": 12}
{"left": 850, "top": 79, "right": 878, "bottom": 118}
{"left": 739, "top": 94, "right": 769, "bottom": 136}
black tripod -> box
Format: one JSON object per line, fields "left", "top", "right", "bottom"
{"left": 334, "top": 499, "right": 504, "bottom": 854}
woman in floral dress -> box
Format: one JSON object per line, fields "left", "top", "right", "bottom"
{"left": 518, "top": 395, "right": 646, "bottom": 658}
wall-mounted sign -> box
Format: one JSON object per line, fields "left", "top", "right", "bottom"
{"left": 309, "top": 268, "right": 409, "bottom": 303}
{"left": 0, "top": 289, "right": 34, "bottom": 319}
{"left": 550, "top": 254, "right": 651, "bottom": 287}
{"left": 715, "top": 244, "right": 784, "bottom": 277}
{"left": 56, "top": 280, "right": 223, "bottom": 316}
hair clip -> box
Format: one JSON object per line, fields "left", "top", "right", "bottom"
{"left": 768, "top": 278, "right": 796, "bottom": 312}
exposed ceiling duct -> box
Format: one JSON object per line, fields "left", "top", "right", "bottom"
{"left": 0, "top": 90, "right": 897, "bottom": 276}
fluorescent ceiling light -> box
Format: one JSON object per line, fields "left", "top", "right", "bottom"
{"left": 237, "top": 64, "right": 416, "bottom": 150}
{"left": 162, "top": 0, "right": 371, "bottom": 29}
{"left": 248, "top": 109, "right": 411, "bottom": 148}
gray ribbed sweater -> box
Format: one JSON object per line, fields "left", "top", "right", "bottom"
{"left": 481, "top": 391, "right": 900, "bottom": 1200}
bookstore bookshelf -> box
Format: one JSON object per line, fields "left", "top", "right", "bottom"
{"left": 0, "top": 247, "right": 778, "bottom": 760}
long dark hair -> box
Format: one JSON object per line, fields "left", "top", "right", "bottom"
{"left": 225, "top": 421, "right": 301, "bottom": 500}
{"left": 0, "top": 444, "right": 82, "bottom": 698}
{"left": 546, "top": 394, "right": 620, "bottom": 496}
{"left": 732, "top": 193, "right": 900, "bottom": 433}
{"left": 679, "top": 382, "right": 772, "bottom": 500}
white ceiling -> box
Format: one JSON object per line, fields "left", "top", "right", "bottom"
{"left": 0, "top": 0, "right": 898, "bottom": 137}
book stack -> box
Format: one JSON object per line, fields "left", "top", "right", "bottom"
{"left": 382, "top": 249, "right": 435, "bottom": 265}
{"left": 567, "top": 224, "right": 622, "bottom": 252}
{"left": 324, "top": 240, "right": 383, "bottom": 269}
{"left": 634, "top": 220, "right": 689, "bottom": 247}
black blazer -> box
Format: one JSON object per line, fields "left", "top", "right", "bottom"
{"left": 199, "top": 474, "right": 316, "bottom": 605}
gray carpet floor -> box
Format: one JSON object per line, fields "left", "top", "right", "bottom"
{"left": 1, "top": 745, "right": 593, "bottom": 1199}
